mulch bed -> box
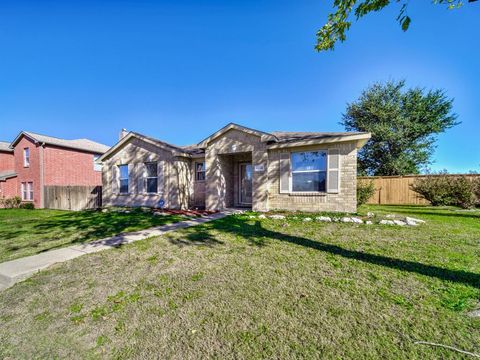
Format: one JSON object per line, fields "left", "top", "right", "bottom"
{"left": 153, "top": 208, "right": 218, "bottom": 217}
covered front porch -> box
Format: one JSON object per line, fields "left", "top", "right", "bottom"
{"left": 207, "top": 151, "right": 253, "bottom": 210}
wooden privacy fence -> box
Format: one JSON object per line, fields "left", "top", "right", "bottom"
{"left": 358, "top": 174, "right": 480, "bottom": 205}
{"left": 44, "top": 186, "right": 102, "bottom": 211}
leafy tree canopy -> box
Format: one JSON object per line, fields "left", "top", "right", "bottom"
{"left": 342, "top": 80, "right": 459, "bottom": 176}
{"left": 316, "top": 0, "right": 476, "bottom": 51}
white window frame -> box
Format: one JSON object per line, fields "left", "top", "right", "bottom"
{"left": 144, "top": 162, "right": 158, "bottom": 194}
{"left": 195, "top": 161, "right": 206, "bottom": 181}
{"left": 24, "top": 148, "right": 30, "bottom": 167}
{"left": 118, "top": 164, "right": 129, "bottom": 194}
{"left": 21, "top": 182, "right": 33, "bottom": 201}
{"left": 93, "top": 155, "right": 102, "bottom": 172}
{"left": 290, "top": 150, "right": 327, "bottom": 193}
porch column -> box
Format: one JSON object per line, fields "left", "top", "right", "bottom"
{"left": 252, "top": 145, "right": 268, "bottom": 212}
{"left": 205, "top": 148, "right": 227, "bottom": 211}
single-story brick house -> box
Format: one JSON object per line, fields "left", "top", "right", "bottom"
{"left": 0, "top": 131, "right": 110, "bottom": 208}
{"left": 99, "top": 123, "right": 370, "bottom": 213}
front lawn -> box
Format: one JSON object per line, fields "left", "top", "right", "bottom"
{"left": 0, "top": 208, "right": 184, "bottom": 263}
{"left": 0, "top": 205, "right": 479, "bottom": 358}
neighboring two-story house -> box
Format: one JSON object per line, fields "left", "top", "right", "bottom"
{"left": 99, "top": 123, "right": 370, "bottom": 213}
{"left": 0, "top": 141, "right": 17, "bottom": 200}
{"left": 0, "top": 131, "right": 110, "bottom": 208}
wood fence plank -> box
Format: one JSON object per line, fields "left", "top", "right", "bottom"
{"left": 43, "top": 186, "right": 102, "bottom": 210}
{"left": 358, "top": 174, "right": 479, "bottom": 205}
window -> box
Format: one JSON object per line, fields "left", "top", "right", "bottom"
{"left": 145, "top": 162, "right": 158, "bottom": 193}
{"left": 24, "top": 148, "right": 30, "bottom": 167}
{"left": 21, "top": 182, "right": 33, "bottom": 201}
{"left": 119, "top": 165, "right": 129, "bottom": 194}
{"left": 291, "top": 151, "right": 327, "bottom": 192}
{"left": 195, "top": 162, "right": 205, "bottom": 181}
{"left": 93, "top": 155, "right": 102, "bottom": 172}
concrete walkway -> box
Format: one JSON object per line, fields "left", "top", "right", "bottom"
{"left": 0, "top": 210, "right": 237, "bottom": 291}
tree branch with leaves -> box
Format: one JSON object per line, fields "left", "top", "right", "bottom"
{"left": 316, "top": 0, "right": 477, "bottom": 51}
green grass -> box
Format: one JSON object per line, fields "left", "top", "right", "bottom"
{"left": 0, "top": 205, "right": 479, "bottom": 359}
{"left": 0, "top": 208, "right": 184, "bottom": 262}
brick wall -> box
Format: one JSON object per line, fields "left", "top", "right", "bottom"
{"left": 205, "top": 129, "right": 268, "bottom": 211}
{"left": 0, "top": 151, "right": 14, "bottom": 172}
{"left": 43, "top": 145, "right": 102, "bottom": 186}
{"left": 14, "top": 136, "right": 41, "bottom": 208}
{"left": 267, "top": 141, "right": 358, "bottom": 213}
{"left": 0, "top": 176, "right": 18, "bottom": 199}
{"left": 102, "top": 137, "right": 191, "bottom": 209}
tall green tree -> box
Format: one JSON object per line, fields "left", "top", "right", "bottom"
{"left": 342, "top": 80, "right": 458, "bottom": 176}
{"left": 316, "top": 0, "right": 477, "bottom": 51}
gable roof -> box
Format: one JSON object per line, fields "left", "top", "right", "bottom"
{"left": 0, "top": 141, "right": 13, "bottom": 153}
{"left": 98, "top": 123, "right": 371, "bottom": 162}
{"left": 10, "top": 131, "right": 110, "bottom": 154}
{"left": 98, "top": 131, "right": 191, "bottom": 162}
{"left": 197, "top": 123, "right": 277, "bottom": 148}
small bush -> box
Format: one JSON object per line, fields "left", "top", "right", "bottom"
{"left": 19, "top": 202, "right": 35, "bottom": 210}
{"left": 451, "top": 177, "right": 476, "bottom": 209}
{"left": 0, "top": 196, "right": 22, "bottom": 209}
{"left": 473, "top": 177, "right": 480, "bottom": 206}
{"left": 357, "top": 180, "right": 375, "bottom": 206}
{"left": 411, "top": 175, "right": 477, "bottom": 209}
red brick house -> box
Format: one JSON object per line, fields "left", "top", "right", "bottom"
{"left": 0, "top": 131, "right": 110, "bottom": 208}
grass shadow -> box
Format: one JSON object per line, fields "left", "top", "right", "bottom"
{"left": 175, "top": 216, "right": 480, "bottom": 289}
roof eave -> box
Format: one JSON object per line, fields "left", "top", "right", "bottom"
{"left": 98, "top": 132, "right": 191, "bottom": 162}
{"left": 9, "top": 131, "right": 37, "bottom": 149}
{"left": 0, "top": 173, "right": 17, "bottom": 181}
{"left": 9, "top": 131, "right": 107, "bottom": 154}
{"left": 267, "top": 133, "right": 371, "bottom": 149}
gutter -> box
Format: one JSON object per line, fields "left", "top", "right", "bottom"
{"left": 267, "top": 133, "right": 371, "bottom": 149}
{"left": 39, "top": 142, "right": 45, "bottom": 209}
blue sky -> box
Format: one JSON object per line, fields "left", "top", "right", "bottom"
{"left": 0, "top": 0, "right": 478, "bottom": 172}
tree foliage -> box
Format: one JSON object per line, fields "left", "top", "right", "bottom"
{"left": 342, "top": 80, "right": 458, "bottom": 176}
{"left": 316, "top": 0, "right": 475, "bottom": 51}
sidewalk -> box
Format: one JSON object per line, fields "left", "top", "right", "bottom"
{"left": 0, "top": 210, "right": 237, "bottom": 291}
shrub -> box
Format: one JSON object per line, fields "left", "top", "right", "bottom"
{"left": 19, "top": 202, "right": 35, "bottom": 210}
{"left": 0, "top": 196, "right": 22, "bottom": 209}
{"left": 411, "top": 175, "right": 454, "bottom": 206}
{"left": 451, "top": 177, "right": 476, "bottom": 209}
{"left": 473, "top": 177, "right": 480, "bottom": 206}
{"left": 411, "top": 175, "right": 476, "bottom": 209}
{"left": 357, "top": 180, "right": 375, "bottom": 206}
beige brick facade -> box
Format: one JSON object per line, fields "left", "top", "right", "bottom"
{"left": 100, "top": 125, "right": 368, "bottom": 213}
{"left": 267, "top": 142, "right": 357, "bottom": 213}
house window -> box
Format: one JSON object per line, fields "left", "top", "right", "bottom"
{"left": 195, "top": 162, "right": 205, "bottom": 181}
{"left": 93, "top": 155, "right": 102, "bottom": 172}
{"left": 291, "top": 151, "right": 327, "bottom": 192}
{"left": 21, "top": 182, "right": 33, "bottom": 201}
{"left": 119, "top": 165, "right": 129, "bottom": 194}
{"left": 145, "top": 162, "right": 158, "bottom": 193}
{"left": 24, "top": 148, "right": 30, "bottom": 167}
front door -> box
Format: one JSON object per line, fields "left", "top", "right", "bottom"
{"left": 239, "top": 163, "right": 253, "bottom": 205}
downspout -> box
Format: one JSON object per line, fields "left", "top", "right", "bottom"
{"left": 39, "top": 142, "right": 45, "bottom": 208}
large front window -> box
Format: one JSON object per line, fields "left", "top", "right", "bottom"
{"left": 119, "top": 165, "right": 129, "bottom": 194}
{"left": 291, "top": 151, "right": 327, "bottom": 192}
{"left": 145, "top": 162, "right": 158, "bottom": 193}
